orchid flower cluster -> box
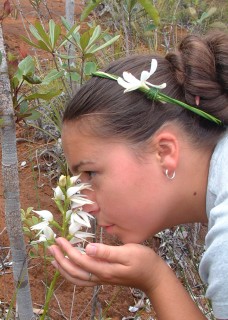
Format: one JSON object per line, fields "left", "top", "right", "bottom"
{"left": 93, "top": 59, "right": 223, "bottom": 126}
{"left": 21, "top": 174, "right": 94, "bottom": 250}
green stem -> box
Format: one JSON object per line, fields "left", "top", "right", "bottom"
{"left": 40, "top": 270, "right": 60, "bottom": 320}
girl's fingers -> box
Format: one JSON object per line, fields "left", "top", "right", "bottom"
{"left": 49, "top": 244, "right": 92, "bottom": 281}
{"left": 52, "top": 260, "right": 97, "bottom": 286}
{"left": 55, "top": 237, "right": 130, "bottom": 265}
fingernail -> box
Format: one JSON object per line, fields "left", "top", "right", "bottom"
{"left": 86, "top": 244, "right": 97, "bottom": 256}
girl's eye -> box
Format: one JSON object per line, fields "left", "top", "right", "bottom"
{"left": 85, "top": 171, "right": 96, "bottom": 179}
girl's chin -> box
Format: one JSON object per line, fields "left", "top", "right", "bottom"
{"left": 103, "top": 225, "right": 146, "bottom": 244}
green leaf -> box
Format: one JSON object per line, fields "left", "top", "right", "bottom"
{"left": 84, "top": 61, "right": 97, "bottom": 75}
{"left": 80, "top": 0, "right": 103, "bottom": 22}
{"left": 27, "top": 207, "right": 34, "bottom": 215}
{"left": 54, "top": 53, "right": 76, "bottom": 59}
{"left": 34, "top": 21, "right": 50, "bottom": 46}
{"left": 29, "top": 23, "right": 44, "bottom": 41}
{"left": 37, "top": 40, "right": 52, "bottom": 52}
{"left": 87, "top": 35, "right": 120, "bottom": 54}
{"left": 66, "top": 71, "right": 80, "bottom": 81}
{"left": 23, "top": 74, "right": 42, "bottom": 84}
{"left": 26, "top": 109, "right": 42, "bottom": 120}
{"left": 21, "top": 35, "right": 43, "bottom": 50}
{"left": 0, "top": 51, "right": 2, "bottom": 65}
{"left": 19, "top": 100, "right": 29, "bottom": 113}
{"left": 42, "top": 69, "right": 65, "bottom": 85}
{"left": 31, "top": 216, "right": 39, "bottom": 224}
{"left": 18, "top": 56, "right": 35, "bottom": 76}
{"left": 60, "top": 18, "right": 80, "bottom": 47}
{"left": 137, "top": 0, "right": 160, "bottom": 26}
{"left": 25, "top": 88, "right": 62, "bottom": 101}
{"left": 85, "top": 25, "right": 101, "bottom": 50}
{"left": 49, "top": 19, "right": 61, "bottom": 49}
{"left": 80, "top": 31, "right": 91, "bottom": 51}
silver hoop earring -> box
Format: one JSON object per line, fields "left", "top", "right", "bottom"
{"left": 165, "top": 169, "right": 176, "bottom": 180}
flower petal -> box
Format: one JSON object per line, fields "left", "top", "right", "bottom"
{"left": 32, "top": 210, "right": 53, "bottom": 222}
{"left": 70, "top": 174, "right": 81, "bottom": 185}
{"left": 140, "top": 59, "right": 157, "bottom": 81}
{"left": 70, "top": 231, "right": 94, "bottom": 244}
{"left": 66, "top": 210, "right": 72, "bottom": 220}
{"left": 53, "top": 186, "right": 65, "bottom": 200}
{"left": 71, "top": 212, "right": 91, "bottom": 228}
{"left": 122, "top": 72, "right": 139, "bottom": 84}
{"left": 150, "top": 59, "right": 158, "bottom": 76}
{"left": 69, "top": 221, "right": 81, "bottom": 235}
{"left": 31, "top": 220, "right": 49, "bottom": 231}
{"left": 145, "top": 81, "right": 167, "bottom": 89}
{"left": 43, "top": 226, "right": 56, "bottom": 240}
{"left": 117, "top": 77, "right": 133, "bottom": 90}
{"left": 70, "top": 196, "right": 94, "bottom": 206}
{"left": 67, "top": 184, "right": 92, "bottom": 198}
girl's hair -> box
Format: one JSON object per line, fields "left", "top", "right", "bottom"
{"left": 63, "top": 31, "right": 228, "bottom": 148}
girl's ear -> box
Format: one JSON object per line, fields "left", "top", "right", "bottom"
{"left": 152, "top": 130, "right": 180, "bottom": 173}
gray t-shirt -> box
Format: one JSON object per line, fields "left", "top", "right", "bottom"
{"left": 199, "top": 132, "right": 228, "bottom": 319}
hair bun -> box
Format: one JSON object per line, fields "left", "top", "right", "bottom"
{"left": 165, "top": 31, "right": 228, "bottom": 124}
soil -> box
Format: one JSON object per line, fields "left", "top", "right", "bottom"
{"left": 0, "top": 1, "right": 157, "bottom": 319}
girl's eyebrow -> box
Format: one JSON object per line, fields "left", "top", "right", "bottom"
{"left": 71, "top": 160, "right": 95, "bottom": 173}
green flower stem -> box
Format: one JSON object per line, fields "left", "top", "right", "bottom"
{"left": 62, "top": 198, "right": 71, "bottom": 237}
{"left": 92, "top": 71, "right": 224, "bottom": 127}
{"left": 50, "top": 220, "right": 62, "bottom": 231}
{"left": 144, "top": 87, "right": 223, "bottom": 125}
{"left": 40, "top": 270, "right": 60, "bottom": 320}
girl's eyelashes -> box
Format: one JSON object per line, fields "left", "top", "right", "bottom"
{"left": 84, "top": 171, "right": 96, "bottom": 180}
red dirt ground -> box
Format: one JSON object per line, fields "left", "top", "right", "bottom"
{"left": 0, "top": 1, "right": 157, "bottom": 319}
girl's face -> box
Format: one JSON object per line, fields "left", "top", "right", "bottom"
{"left": 62, "top": 121, "right": 176, "bottom": 244}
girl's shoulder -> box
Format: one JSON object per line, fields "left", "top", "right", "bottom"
{"left": 207, "top": 131, "right": 228, "bottom": 210}
{"left": 210, "top": 131, "right": 228, "bottom": 165}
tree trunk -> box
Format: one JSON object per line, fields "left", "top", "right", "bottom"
{"left": 0, "top": 26, "right": 34, "bottom": 320}
{"left": 65, "top": 0, "right": 78, "bottom": 93}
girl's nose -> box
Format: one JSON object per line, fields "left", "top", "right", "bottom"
{"left": 82, "top": 190, "right": 99, "bottom": 215}
{"left": 83, "top": 201, "right": 99, "bottom": 215}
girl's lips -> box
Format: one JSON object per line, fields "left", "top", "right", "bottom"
{"left": 100, "top": 224, "right": 115, "bottom": 233}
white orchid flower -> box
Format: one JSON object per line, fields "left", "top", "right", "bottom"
{"left": 70, "top": 231, "right": 94, "bottom": 244}
{"left": 31, "top": 210, "right": 54, "bottom": 234}
{"left": 53, "top": 186, "right": 65, "bottom": 200}
{"left": 117, "top": 59, "right": 166, "bottom": 92}
{"left": 69, "top": 220, "right": 82, "bottom": 235}
{"left": 32, "top": 210, "right": 53, "bottom": 221}
{"left": 70, "top": 174, "right": 81, "bottom": 185}
{"left": 71, "top": 210, "right": 94, "bottom": 228}
{"left": 67, "top": 184, "right": 92, "bottom": 198}
{"left": 31, "top": 226, "right": 56, "bottom": 244}
{"left": 71, "top": 196, "right": 94, "bottom": 209}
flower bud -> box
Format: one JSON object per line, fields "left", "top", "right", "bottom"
{"left": 58, "top": 175, "right": 66, "bottom": 187}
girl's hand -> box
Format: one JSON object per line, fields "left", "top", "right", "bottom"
{"left": 49, "top": 237, "right": 206, "bottom": 319}
{"left": 48, "top": 237, "right": 162, "bottom": 294}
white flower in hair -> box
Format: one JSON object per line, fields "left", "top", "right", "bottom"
{"left": 117, "top": 59, "right": 166, "bottom": 92}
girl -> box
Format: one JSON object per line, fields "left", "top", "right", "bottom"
{"left": 48, "top": 31, "right": 228, "bottom": 319}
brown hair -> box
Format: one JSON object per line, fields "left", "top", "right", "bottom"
{"left": 63, "top": 31, "right": 228, "bottom": 148}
